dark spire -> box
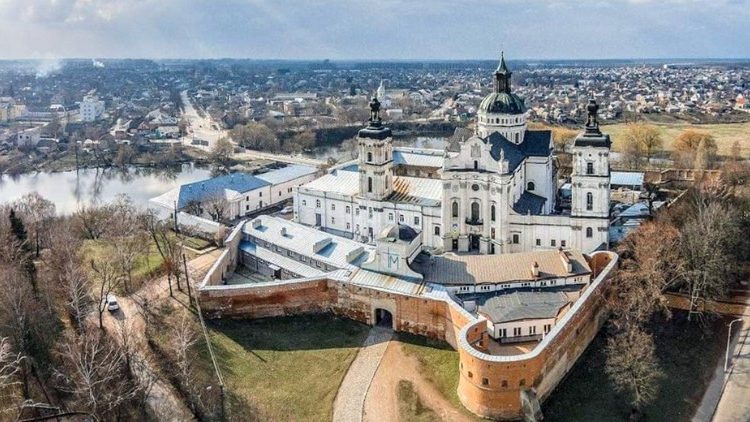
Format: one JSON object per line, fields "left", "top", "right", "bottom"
{"left": 358, "top": 95, "right": 392, "bottom": 140}
{"left": 494, "top": 52, "right": 512, "bottom": 94}
{"left": 584, "top": 98, "right": 602, "bottom": 136}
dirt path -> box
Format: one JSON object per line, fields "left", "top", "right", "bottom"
{"left": 98, "top": 251, "right": 222, "bottom": 421}
{"left": 364, "top": 340, "right": 475, "bottom": 422}
{"left": 332, "top": 326, "right": 392, "bottom": 422}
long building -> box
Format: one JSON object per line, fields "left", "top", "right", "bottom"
{"left": 294, "top": 55, "right": 611, "bottom": 256}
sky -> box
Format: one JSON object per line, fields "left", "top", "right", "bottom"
{"left": 0, "top": 0, "right": 748, "bottom": 60}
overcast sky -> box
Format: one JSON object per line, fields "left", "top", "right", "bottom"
{"left": 0, "top": 0, "right": 748, "bottom": 60}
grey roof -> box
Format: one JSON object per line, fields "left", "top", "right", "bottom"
{"left": 513, "top": 191, "right": 547, "bottom": 215}
{"left": 486, "top": 130, "right": 552, "bottom": 172}
{"left": 610, "top": 171, "right": 644, "bottom": 188}
{"left": 392, "top": 149, "right": 444, "bottom": 168}
{"left": 380, "top": 223, "right": 420, "bottom": 242}
{"left": 478, "top": 291, "right": 571, "bottom": 323}
{"left": 478, "top": 92, "right": 526, "bottom": 114}
{"left": 256, "top": 165, "right": 317, "bottom": 185}
{"left": 177, "top": 173, "right": 269, "bottom": 209}
{"left": 419, "top": 249, "right": 591, "bottom": 286}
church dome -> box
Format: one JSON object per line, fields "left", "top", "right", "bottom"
{"left": 380, "top": 223, "right": 420, "bottom": 242}
{"left": 478, "top": 91, "right": 526, "bottom": 115}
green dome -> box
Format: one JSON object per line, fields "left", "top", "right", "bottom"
{"left": 478, "top": 91, "right": 526, "bottom": 115}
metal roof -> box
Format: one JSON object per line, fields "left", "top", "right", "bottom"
{"left": 300, "top": 169, "right": 360, "bottom": 196}
{"left": 386, "top": 176, "right": 442, "bottom": 207}
{"left": 419, "top": 249, "right": 590, "bottom": 286}
{"left": 240, "top": 240, "right": 326, "bottom": 278}
{"left": 392, "top": 149, "right": 445, "bottom": 168}
{"left": 256, "top": 164, "right": 317, "bottom": 185}
{"left": 512, "top": 191, "right": 547, "bottom": 215}
{"left": 610, "top": 171, "right": 644, "bottom": 188}
{"left": 478, "top": 291, "right": 571, "bottom": 323}
{"left": 177, "top": 173, "right": 269, "bottom": 209}
{"left": 244, "top": 215, "right": 373, "bottom": 271}
{"left": 348, "top": 268, "right": 425, "bottom": 296}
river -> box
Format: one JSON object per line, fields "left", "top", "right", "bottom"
{"left": 0, "top": 163, "right": 213, "bottom": 214}
{"left": 307, "top": 135, "right": 448, "bottom": 161}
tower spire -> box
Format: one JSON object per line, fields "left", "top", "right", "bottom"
{"left": 494, "top": 52, "right": 512, "bottom": 94}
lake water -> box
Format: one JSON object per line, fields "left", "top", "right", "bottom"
{"left": 0, "top": 163, "right": 213, "bottom": 214}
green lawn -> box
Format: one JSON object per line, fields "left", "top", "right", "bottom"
{"left": 81, "top": 238, "right": 164, "bottom": 284}
{"left": 397, "top": 333, "right": 465, "bottom": 412}
{"left": 601, "top": 121, "right": 750, "bottom": 157}
{"left": 543, "top": 311, "right": 730, "bottom": 422}
{"left": 397, "top": 380, "right": 440, "bottom": 422}
{"left": 204, "top": 315, "right": 370, "bottom": 421}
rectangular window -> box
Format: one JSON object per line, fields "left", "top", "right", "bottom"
{"left": 551, "top": 239, "right": 556, "bottom": 247}
{"left": 331, "top": 204, "right": 335, "bottom": 211}
{"left": 561, "top": 240, "right": 566, "bottom": 247}
{"left": 491, "top": 228, "right": 496, "bottom": 239}
{"left": 346, "top": 206, "right": 350, "bottom": 214}
{"left": 302, "top": 200, "right": 307, "bottom": 206}
{"left": 399, "top": 214, "right": 404, "bottom": 223}
{"left": 536, "top": 238, "right": 541, "bottom": 246}
{"left": 512, "top": 234, "right": 519, "bottom": 244}
{"left": 513, "top": 327, "right": 522, "bottom": 336}
{"left": 388, "top": 213, "right": 394, "bottom": 221}
{"left": 331, "top": 217, "right": 335, "bottom": 224}
{"left": 414, "top": 216, "right": 420, "bottom": 225}
{"left": 544, "top": 324, "right": 551, "bottom": 334}
{"left": 346, "top": 222, "right": 351, "bottom": 230}
{"left": 259, "top": 192, "right": 262, "bottom": 197}
{"left": 434, "top": 225, "right": 440, "bottom": 236}
{"left": 529, "top": 326, "right": 537, "bottom": 335}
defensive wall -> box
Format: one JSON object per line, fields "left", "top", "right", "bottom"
{"left": 196, "top": 249, "right": 618, "bottom": 420}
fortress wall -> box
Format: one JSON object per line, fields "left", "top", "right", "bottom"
{"left": 455, "top": 251, "right": 617, "bottom": 420}
{"left": 196, "top": 251, "right": 618, "bottom": 421}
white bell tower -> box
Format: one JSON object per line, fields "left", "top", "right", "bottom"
{"left": 571, "top": 99, "right": 611, "bottom": 252}
{"left": 358, "top": 97, "right": 394, "bottom": 201}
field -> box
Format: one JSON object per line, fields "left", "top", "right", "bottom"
{"left": 602, "top": 120, "right": 750, "bottom": 156}
{"left": 543, "top": 312, "right": 730, "bottom": 422}
{"left": 204, "top": 315, "right": 370, "bottom": 421}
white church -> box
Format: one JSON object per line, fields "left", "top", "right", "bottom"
{"left": 294, "top": 55, "right": 611, "bottom": 255}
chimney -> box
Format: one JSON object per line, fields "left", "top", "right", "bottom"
{"left": 251, "top": 219, "right": 262, "bottom": 229}
{"left": 531, "top": 261, "right": 540, "bottom": 278}
{"left": 559, "top": 249, "right": 573, "bottom": 273}
{"left": 280, "top": 227, "right": 287, "bottom": 237}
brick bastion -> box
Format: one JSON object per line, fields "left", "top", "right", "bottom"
{"left": 196, "top": 227, "right": 618, "bottom": 420}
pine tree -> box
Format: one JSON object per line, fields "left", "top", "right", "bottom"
{"left": 8, "top": 208, "right": 37, "bottom": 292}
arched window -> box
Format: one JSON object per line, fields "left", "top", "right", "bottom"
{"left": 586, "top": 227, "right": 593, "bottom": 238}
{"left": 471, "top": 202, "right": 480, "bottom": 222}
{"left": 474, "top": 160, "right": 478, "bottom": 170}
{"left": 586, "top": 162, "right": 594, "bottom": 175}
{"left": 527, "top": 181, "right": 535, "bottom": 191}
{"left": 491, "top": 204, "right": 496, "bottom": 222}
{"left": 385, "top": 175, "right": 389, "bottom": 190}
{"left": 515, "top": 133, "right": 519, "bottom": 143}
{"left": 367, "top": 152, "right": 373, "bottom": 163}
{"left": 586, "top": 192, "right": 593, "bottom": 211}
{"left": 368, "top": 177, "right": 373, "bottom": 193}
{"left": 385, "top": 151, "right": 388, "bottom": 161}
{"left": 452, "top": 201, "right": 459, "bottom": 218}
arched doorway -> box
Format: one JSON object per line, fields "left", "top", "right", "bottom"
{"left": 375, "top": 308, "right": 393, "bottom": 328}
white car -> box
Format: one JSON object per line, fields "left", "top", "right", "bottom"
{"left": 280, "top": 206, "right": 294, "bottom": 215}
{"left": 105, "top": 294, "right": 120, "bottom": 312}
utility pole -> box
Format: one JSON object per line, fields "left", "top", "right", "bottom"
{"left": 182, "top": 253, "right": 193, "bottom": 308}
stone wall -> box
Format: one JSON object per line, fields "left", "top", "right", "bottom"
{"left": 196, "top": 250, "right": 619, "bottom": 421}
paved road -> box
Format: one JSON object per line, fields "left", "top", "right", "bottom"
{"left": 179, "top": 90, "right": 227, "bottom": 151}
{"left": 332, "top": 326, "right": 392, "bottom": 422}
{"left": 712, "top": 319, "right": 750, "bottom": 422}
{"left": 234, "top": 149, "right": 325, "bottom": 167}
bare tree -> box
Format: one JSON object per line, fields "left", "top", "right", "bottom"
{"left": 143, "top": 211, "right": 184, "bottom": 296}
{"left": 90, "top": 258, "right": 123, "bottom": 331}
{"left": 15, "top": 192, "right": 56, "bottom": 257}
{"left": 210, "top": 137, "right": 234, "bottom": 170}
{"left": 678, "top": 199, "right": 740, "bottom": 319}
{"left": 74, "top": 204, "right": 112, "bottom": 240}
{"left": 0, "top": 337, "right": 23, "bottom": 417}
{"left": 605, "top": 325, "right": 663, "bottom": 418}
{"left": 171, "top": 310, "right": 201, "bottom": 414}
{"left": 55, "top": 331, "right": 143, "bottom": 419}
{"left": 203, "top": 193, "right": 231, "bottom": 223}
{"left": 63, "top": 262, "right": 93, "bottom": 333}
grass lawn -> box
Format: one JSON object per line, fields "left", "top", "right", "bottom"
{"left": 204, "top": 315, "right": 370, "bottom": 421}
{"left": 81, "top": 238, "right": 164, "bottom": 284}
{"left": 601, "top": 120, "right": 750, "bottom": 157}
{"left": 397, "top": 333, "right": 464, "bottom": 411}
{"left": 543, "top": 311, "right": 730, "bottom": 422}
{"left": 397, "top": 380, "right": 440, "bottom": 422}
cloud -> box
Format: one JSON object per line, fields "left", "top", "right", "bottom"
{"left": 0, "top": 0, "right": 747, "bottom": 59}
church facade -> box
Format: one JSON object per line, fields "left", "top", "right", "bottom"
{"left": 294, "top": 55, "right": 611, "bottom": 255}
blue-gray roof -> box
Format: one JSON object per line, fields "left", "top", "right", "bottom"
{"left": 256, "top": 165, "right": 317, "bottom": 185}
{"left": 610, "top": 171, "right": 644, "bottom": 188}
{"left": 486, "top": 130, "right": 552, "bottom": 172}
{"left": 177, "top": 173, "right": 270, "bottom": 209}
{"left": 513, "top": 191, "right": 547, "bottom": 215}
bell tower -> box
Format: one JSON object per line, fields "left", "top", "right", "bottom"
{"left": 358, "top": 97, "right": 394, "bottom": 201}
{"left": 571, "top": 98, "right": 611, "bottom": 252}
